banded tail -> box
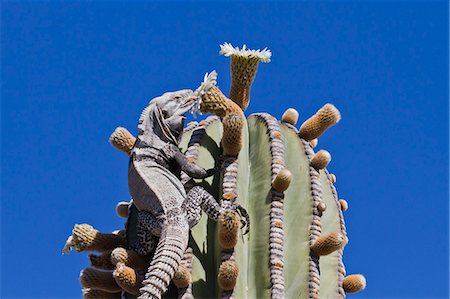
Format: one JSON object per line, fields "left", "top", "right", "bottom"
{"left": 139, "top": 223, "right": 189, "bottom": 299}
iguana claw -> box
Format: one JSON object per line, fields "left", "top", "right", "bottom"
{"left": 234, "top": 204, "right": 250, "bottom": 235}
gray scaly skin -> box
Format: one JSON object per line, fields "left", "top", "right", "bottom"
{"left": 128, "top": 89, "right": 248, "bottom": 299}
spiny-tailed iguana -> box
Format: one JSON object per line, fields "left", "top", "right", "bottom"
{"left": 128, "top": 89, "right": 248, "bottom": 299}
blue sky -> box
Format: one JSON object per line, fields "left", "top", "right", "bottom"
{"left": 1, "top": 1, "right": 448, "bottom": 298}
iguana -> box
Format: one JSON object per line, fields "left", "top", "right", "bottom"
{"left": 128, "top": 89, "right": 248, "bottom": 299}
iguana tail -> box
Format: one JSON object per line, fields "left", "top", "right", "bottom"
{"left": 139, "top": 223, "right": 189, "bottom": 299}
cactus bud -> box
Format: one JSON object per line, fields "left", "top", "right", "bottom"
{"left": 218, "top": 210, "right": 241, "bottom": 249}
{"left": 113, "top": 262, "right": 142, "bottom": 295}
{"left": 115, "top": 201, "right": 129, "bottom": 218}
{"left": 109, "top": 127, "right": 136, "bottom": 155}
{"left": 222, "top": 112, "right": 244, "bottom": 156}
{"left": 218, "top": 260, "right": 239, "bottom": 291}
{"left": 317, "top": 202, "right": 327, "bottom": 213}
{"left": 88, "top": 250, "right": 114, "bottom": 270}
{"left": 173, "top": 263, "right": 191, "bottom": 288}
{"left": 82, "top": 289, "right": 121, "bottom": 299}
{"left": 311, "top": 232, "right": 345, "bottom": 256}
{"left": 281, "top": 108, "right": 299, "bottom": 126}
{"left": 272, "top": 169, "right": 292, "bottom": 192}
{"left": 271, "top": 131, "right": 282, "bottom": 140}
{"left": 223, "top": 192, "right": 237, "bottom": 201}
{"left": 311, "top": 150, "right": 331, "bottom": 170}
{"left": 220, "top": 42, "right": 271, "bottom": 111}
{"left": 111, "top": 247, "right": 147, "bottom": 270}
{"left": 330, "top": 173, "right": 337, "bottom": 183}
{"left": 339, "top": 199, "right": 348, "bottom": 211}
{"left": 111, "top": 230, "right": 126, "bottom": 236}
{"left": 62, "top": 224, "right": 126, "bottom": 254}
{"left": 309, "top": 138, "right": 318, "bottom": 148}
{"left": 80, "top": 268, "right": 121, "bottom": 292}
{"left": 299, "top": 104, "right": 341, "bottom": 140}
{"left": 343, "top": 274, "right": 366, "bottom": 293}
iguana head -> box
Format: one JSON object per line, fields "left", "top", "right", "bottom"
{"left": 138, "top": 89, "right": 197, "bottom": 147}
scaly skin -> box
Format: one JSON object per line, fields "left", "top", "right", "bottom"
{"left": 129, "top": 90, "right": 248, "bottom": 299}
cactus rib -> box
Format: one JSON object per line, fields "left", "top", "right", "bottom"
{"left": 248, "top": 114, "right": 287, "bottom": 298}
{"left": 301, "top": 138, "right": 323, "bottom": 299}
{"left": 325, "top": 170, "right": 348, "bottom": 297}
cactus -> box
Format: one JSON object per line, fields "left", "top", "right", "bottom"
{"left": 63, "top": 43, "right": 365, "bottom": 298}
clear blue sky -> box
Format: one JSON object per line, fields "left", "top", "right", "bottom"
{"left": 1, "top": 1, "right": 448, "bottom": 298}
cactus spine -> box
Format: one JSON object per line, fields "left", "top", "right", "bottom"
{"left": 63, "top": 43, "right": 365, "bottom": 299}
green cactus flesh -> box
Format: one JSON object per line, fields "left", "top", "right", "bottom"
{"left": 246, "top": 115, "right": 273, "bottom": 299}
{"left": 279, "top": 124, "right": 315, "bottom": 299}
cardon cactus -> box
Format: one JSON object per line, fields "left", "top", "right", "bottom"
{"left": 63, "top": 43, "right": 366, "bottom": 299}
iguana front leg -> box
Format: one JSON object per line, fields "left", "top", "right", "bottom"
{"left": 173, "top": 151, "right": 217, "bottom": 179}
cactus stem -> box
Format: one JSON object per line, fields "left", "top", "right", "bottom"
{"left": 300, "top": 138, "right": 323, "bottom": 299}
{"left": 299, "top": 104, "right": 341, "bottom": 141}
{"left": 343, "top": 274, "right": 366, "bottom": 293}
{"left": 311, "top": 150, "right": 331, "bottom": 170}
{"left": 322, "top": 169, "right": 348, "bottom": 296}
{"left": 109, "top": 127, "right": 136, "bottom": 155}
{"left": 219, "top": 151, "right": 241, "bottom": 294}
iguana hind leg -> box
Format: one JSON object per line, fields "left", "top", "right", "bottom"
{"left": 130, "top": 224, "right": 159, "bottom": 256}
{"left": 137, "top": 210, "right": 164, "bottom": 236}
{"left": 183, "top": 186, "right": 223, "bottom": 228}
{"left": 130, "top": 211, "right": 165, "bottom": 256}
{"left": 184, "top": 186, "right": 250, "bottom": 233}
